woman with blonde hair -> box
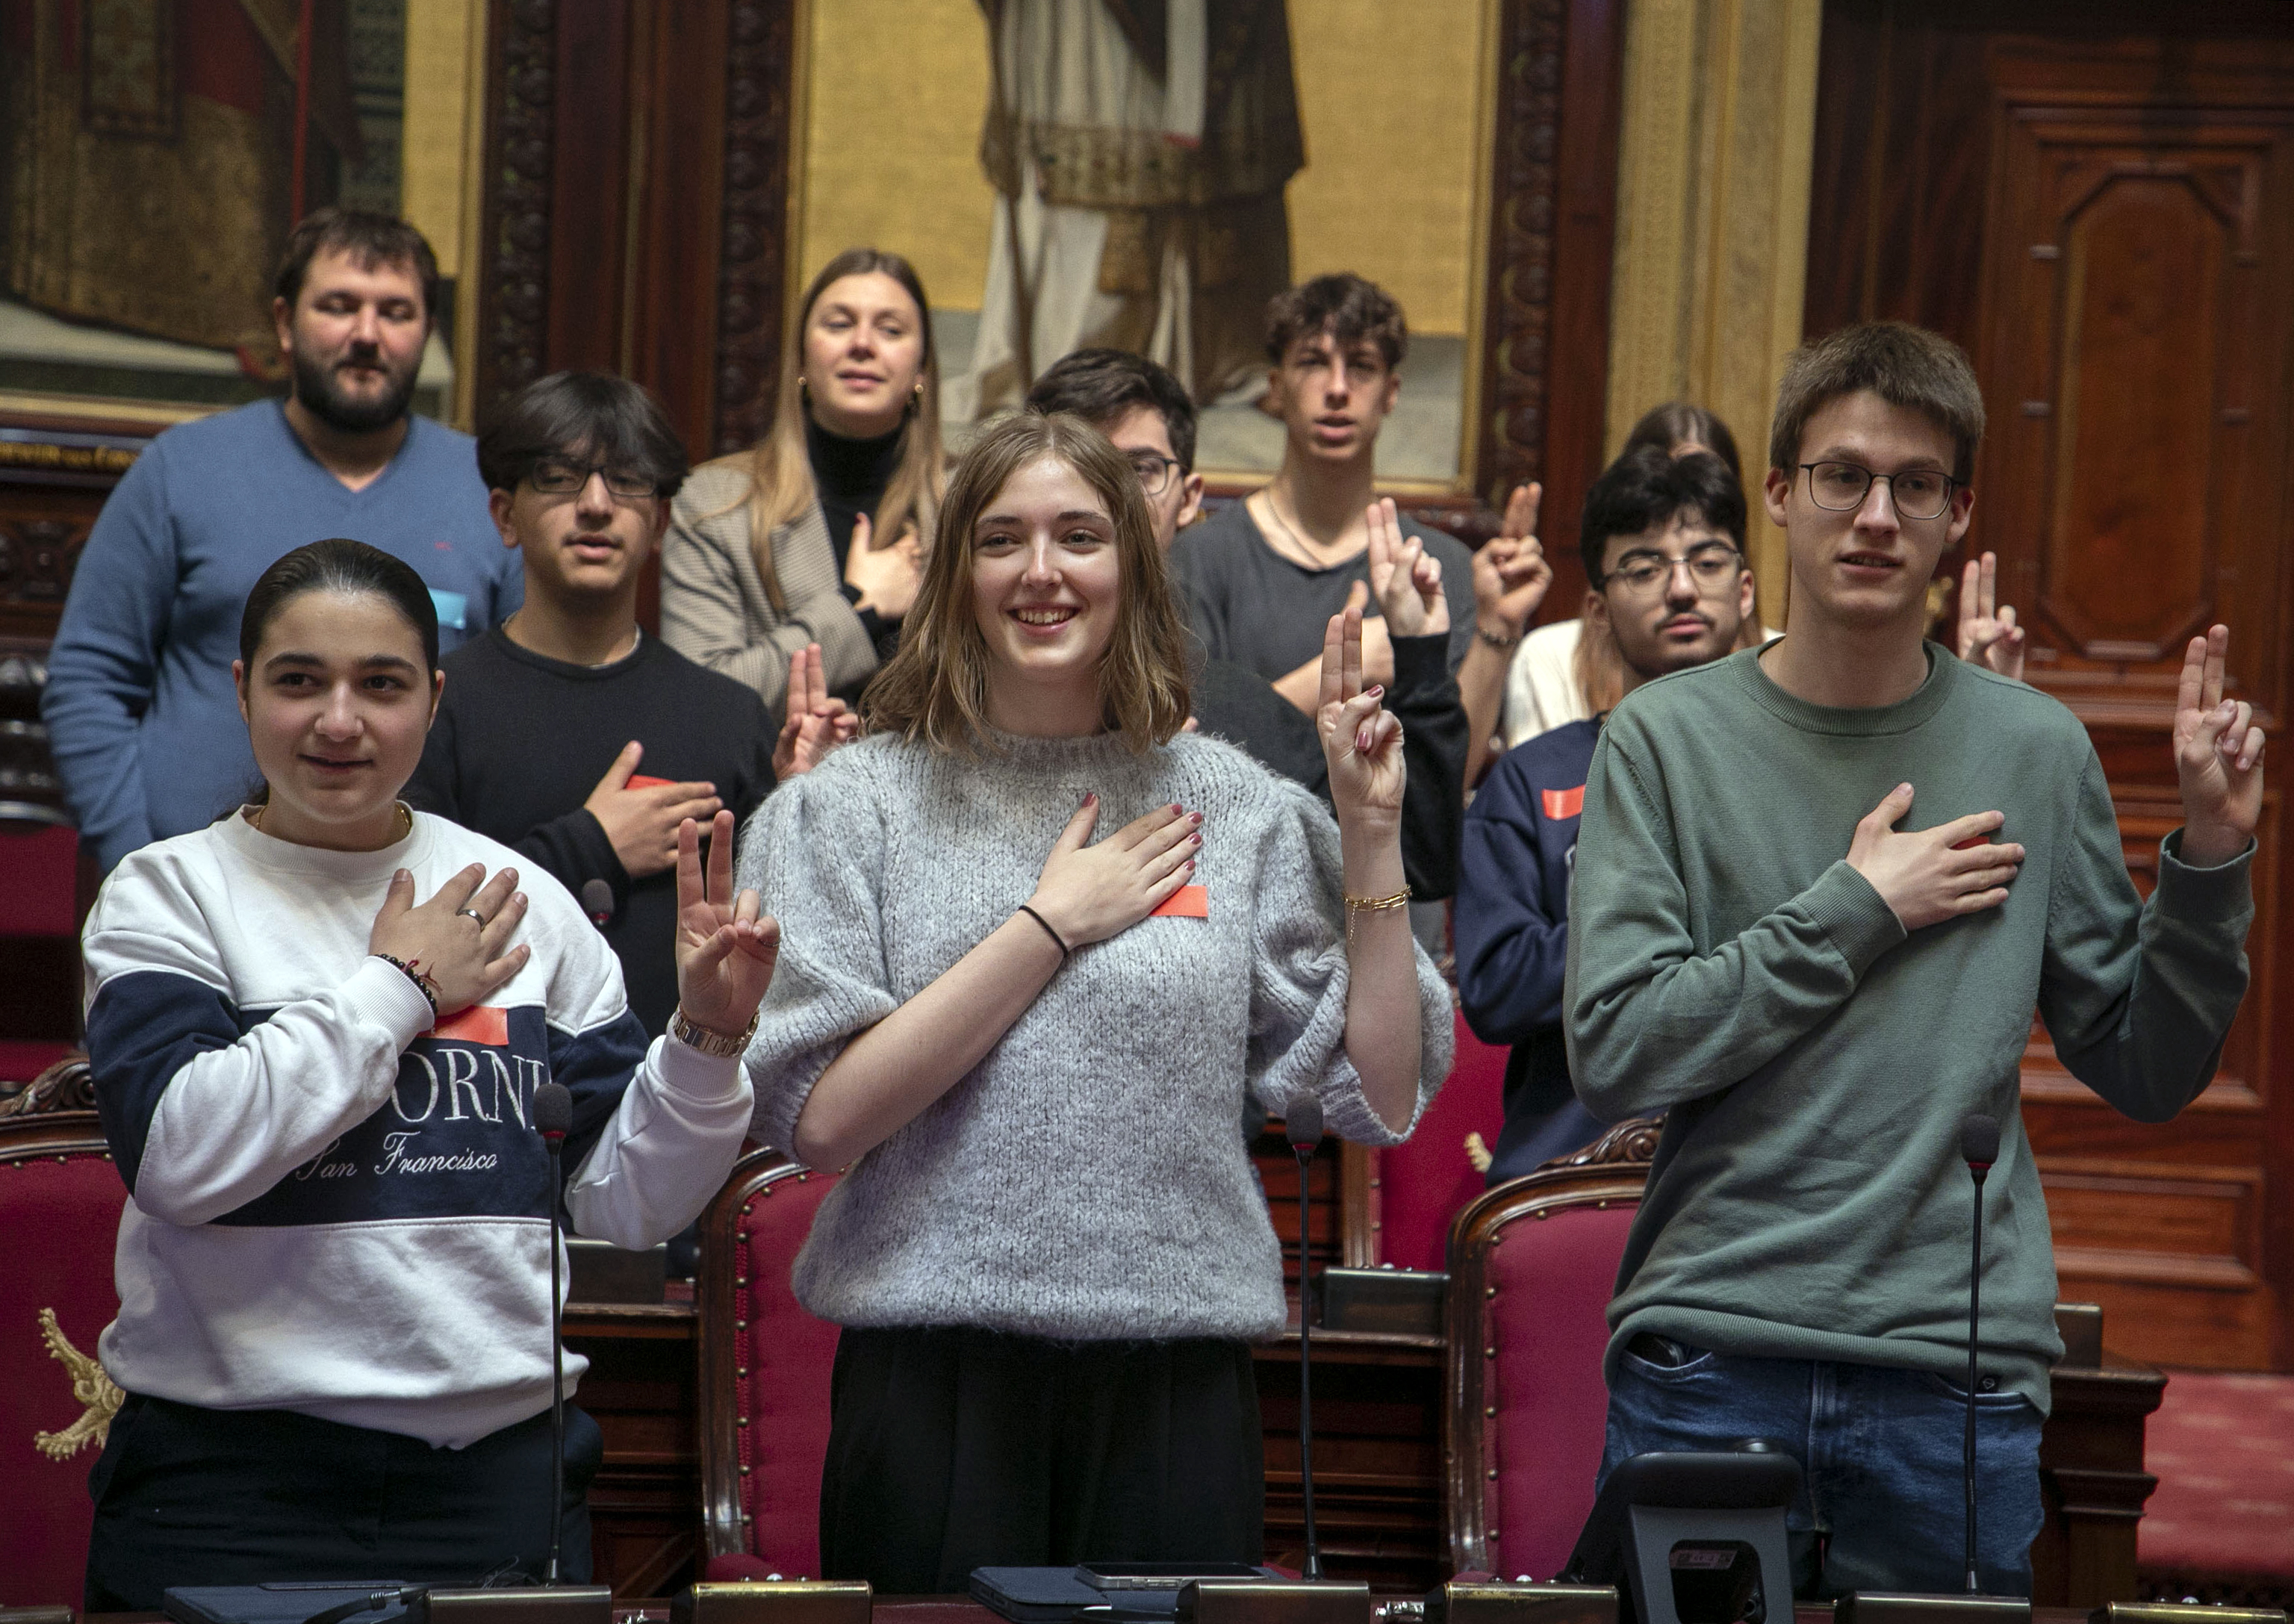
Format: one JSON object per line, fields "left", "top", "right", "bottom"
{"left": 662, "top": 248, "right": 945, "bottom": 719}
{"left": 738, "top": 411, "right": 1452, "bottom": 1590}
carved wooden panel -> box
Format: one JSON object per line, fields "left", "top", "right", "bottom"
{"left": 1978, "top": 89, "right": 2293, "bottom": 723}
{"left": 476, "top": 0, "right": 559, "bottom": 418}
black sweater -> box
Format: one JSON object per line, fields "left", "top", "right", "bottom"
{"left": 808, "top": 414, "right": 905, "bottom": 664}
{"left": 408, "top": 628, "right": 777, "bottom": 1036}
{"left": 1190, "top": 634, "right": 1466, "bottom": 900}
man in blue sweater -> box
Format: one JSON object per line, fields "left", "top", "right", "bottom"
{"left": 1455, "top": 446, "right": 1754, "bottom": 1181}
{"left": 44, "top": 209, "right": 521, "bottom": 874}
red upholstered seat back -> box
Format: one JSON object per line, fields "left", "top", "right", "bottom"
{"left": 0, "top": 823, "right": 78, "bottom": 939}
{"left": 700, "top": 1158, "right": 842, "bottom": 1580}
{"left": 1446, "top": 1136, "right": 1656, "bottom": 1585}
{"left": 1372, "top": 1011, "right": 1508, "bottom": 1270}
{"left": 1478, "top": 1199, "right": 1638, "bottom": 1580}
{"left": 0, "top": 1124, "right": 127, "bottom": 1608}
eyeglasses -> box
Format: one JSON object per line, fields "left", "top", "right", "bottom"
{"left": 1126, "top": 452, "right": 1183, "bottom": 498}
{"left": 529, "top": 457, "right": 661, "bottom": 500}
{"left": 1600, "top": 542, "right": 1744, "bottom": 596}
{"left": 1800, "top": 461, "right": 1960, "bottom": 521}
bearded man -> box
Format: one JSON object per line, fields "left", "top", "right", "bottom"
{"left": 44, "top": 209, "right": 522, "bottom": 874}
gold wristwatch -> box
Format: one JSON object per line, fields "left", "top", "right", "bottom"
{"left": 671, "top": 1007, "right": 759, "bottom": 1058}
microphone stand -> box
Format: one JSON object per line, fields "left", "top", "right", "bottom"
{"left": 1960, "top": 1114, "right": 1998, "bottom": 1596}
{"left": 1286, "top": 1099, "right": 1325, "bottom": 1581}
{"left": 535, "top": 1081, "right": 574, "bottom": 1587}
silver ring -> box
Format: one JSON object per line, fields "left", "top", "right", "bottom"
{"left": 456, "top": 908, "right": 486, "bottom": 926}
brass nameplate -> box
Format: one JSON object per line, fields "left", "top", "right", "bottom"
{"left": 2089, "top": 1606, "right": 2288, "bottom": 1624}
{"left": 1179, "top": 1579, "right": 1375, "bottom": 1624}
{"left": 672, "top": 1581, "right": 874, "bottom": 1624}
{"left": 1841, "top": 1595, "right": 2032, "bottom": 1624}
{"left": 426, "top": 1587, "right": 615, "bottom": 1624}
{"left": 1429, "top": 1580, "right": 1620, "bottom": 1624}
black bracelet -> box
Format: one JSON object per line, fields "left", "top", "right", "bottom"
{"left": 1016, "top": 904, "right": 1071, "bottom": 960}
{"left": 372, "top": 952, "right": 440, "bottom": 1022}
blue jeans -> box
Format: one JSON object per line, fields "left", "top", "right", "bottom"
{"left": 1602, "top": 1341, "right": 2044, "bottom": 1599}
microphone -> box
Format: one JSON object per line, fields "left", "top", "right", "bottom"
{"left": 1959, "top": 1112, "right": 2000, "bottom": 1594}
{"left": 579, "top": 879, "right": 614, "bottom": 928}
{"left": 534, "top": 1080, "right": 574, "bottom": 1585}
{"left": 1285, "top": 1095, "right": 1325, "bottom": 1581}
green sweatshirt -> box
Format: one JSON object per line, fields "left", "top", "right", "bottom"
{"left": 1562, "top": 642, "right": 2252, "bottom": 1412}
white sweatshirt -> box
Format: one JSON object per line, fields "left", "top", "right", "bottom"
{"left": 81, "top": 807, "right": 753, "bottom": 1449}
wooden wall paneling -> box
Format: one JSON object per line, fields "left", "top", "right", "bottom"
{"left": 1976, "top": 74, "right": 2293, "bottom": 720}
{"left": 1476, "top": 0, "right": 1623, "bottom": 612}
{"left": 476, "top": 0, "right": 559, "bottom": 417}
{"left": 709, "top": 0, "right": 800, "bottom": 458}
{"left": 621, "top": 0, "right": 733, "bottom": 457}
{"left": 544, "top": 1, "right": 637, "bottom": 377}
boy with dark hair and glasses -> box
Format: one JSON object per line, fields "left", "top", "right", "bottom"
{"left": 1455, "top": 444, "right": 1752, "bottom": 1181}
{"left": 1563, "top": 321, "right": 2261, "bottom": 1596}
{"left": 410, "top": 372, "right": 845, "bottom": 1039}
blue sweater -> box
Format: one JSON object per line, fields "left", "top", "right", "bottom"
{"left": 43, "top": 402, "right": 521, "bottom": 873}
{"left": 1455, "top": 719, "right": 1606, "bottom": 1183}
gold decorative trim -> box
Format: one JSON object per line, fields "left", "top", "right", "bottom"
{"left": 34, "top": 1307, "right": 124, "bottom": 1460}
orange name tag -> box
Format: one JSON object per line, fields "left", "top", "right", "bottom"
{"left": 429, "top": 1005, "right": 509, "bottom": 1046}
{"left": 1541, "top": 785, "right": 1586, "bottom": 821}
{"left": 626, "top": 774, "right": 671, "bottom": 789}
{"left": 1151, "top": 885, "right": 1210, "bottom": 918}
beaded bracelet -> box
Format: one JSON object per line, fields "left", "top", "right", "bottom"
{"left": 373, "top": 952, "right": 441, "bottom": 1022}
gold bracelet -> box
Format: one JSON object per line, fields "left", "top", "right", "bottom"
{"left": 1343, "top": 888, "right": 1413, "bottom": 912}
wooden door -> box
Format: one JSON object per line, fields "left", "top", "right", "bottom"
{"left": 1806, "top": 4, "right": 2294, "bottom": 1370}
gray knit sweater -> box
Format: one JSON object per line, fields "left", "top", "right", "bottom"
{"left": 738, "top": 727, "right": 1454, "bottom": 1342}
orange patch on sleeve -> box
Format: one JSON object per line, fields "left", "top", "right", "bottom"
{"left": 429, "top": 1005, "right": 509, "bottom": 1046}
{"left": 1541, "top": 785, "right": 1586, "bottom": 821}
{"left": 1151, "top": 885, "right": 1210, "bottom": 918}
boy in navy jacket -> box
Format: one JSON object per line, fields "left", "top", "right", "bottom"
{"left": 1455, "top": 446, "right": 1756, "bottom": 1181}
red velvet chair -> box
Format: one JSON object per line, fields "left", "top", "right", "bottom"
{"left": 1364, "top": 1009, "right": 1510, "bottom": 1270}
{"left": 697, "top": 1150, "right": 843, "bottom": 1581}
{"left": 0, "top": 1058, "right": 128, "bottom": 1609}
{"left": 1443, "top": 1117, "right": 1662, "bottom": 1584}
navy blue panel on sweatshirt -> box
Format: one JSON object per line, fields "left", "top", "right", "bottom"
{"left": 87, "top": 968, "right": 264, "bottom": 1192}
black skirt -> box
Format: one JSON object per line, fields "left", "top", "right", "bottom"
{"left": 821, "top": 1325, "right": 1264, "bottom": 1593}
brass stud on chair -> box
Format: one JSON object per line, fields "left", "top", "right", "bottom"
{"left": 1487, "top": 1467, "right": 1499, "bottom": 1479}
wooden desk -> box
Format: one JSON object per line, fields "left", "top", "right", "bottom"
{"left": 568, "top": 1303, "right": 2160, "bottom": 1605}
{"left": 566, "top": 1300, "right": 703, "bottom": 1599}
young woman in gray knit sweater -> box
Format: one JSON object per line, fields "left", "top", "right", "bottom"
{"left": 739, "top": 411, "right": 1454, "bottom": 1590}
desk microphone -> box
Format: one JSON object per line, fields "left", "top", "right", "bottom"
{"left": 1285, "top": 1095, "right": 1325, "bottom": 1581}
{"left": 1959, "top": 1111, "right": 2000, "bottom": 1594}
{"left": 579, "top": 879, "right": 614, "bottom": 928}
{"left": 534, "top": 1080, "right": 574, "bottom": 1585}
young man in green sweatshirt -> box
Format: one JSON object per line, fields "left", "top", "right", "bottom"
{"left": 1561, "top": 322, "right": 2263, "bottom": 1598}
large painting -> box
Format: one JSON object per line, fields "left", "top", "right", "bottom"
{"left": 0, "top": 0, "right": 475, "bottom": 426}
{"left": 793, "top": 0, "right": 1500, "bottom": 488}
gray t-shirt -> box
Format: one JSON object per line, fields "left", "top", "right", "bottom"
{"left": 1169, "top": 498, "right": 1479, "bottom": 683}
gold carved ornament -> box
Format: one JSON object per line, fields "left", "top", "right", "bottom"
{"left": 33, "top": 1307, "right": 125, "bottom": 1460}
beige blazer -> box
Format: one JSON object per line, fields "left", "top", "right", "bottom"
{"left": 661, "top": 464, "right": 880, "bottom": 723}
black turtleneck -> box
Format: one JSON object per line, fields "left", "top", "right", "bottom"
{"left": 806, "top": 411, "right": 905, "bottom": 572}
{"left": 807, "top": 412, "right": 907, "bottom": 659}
